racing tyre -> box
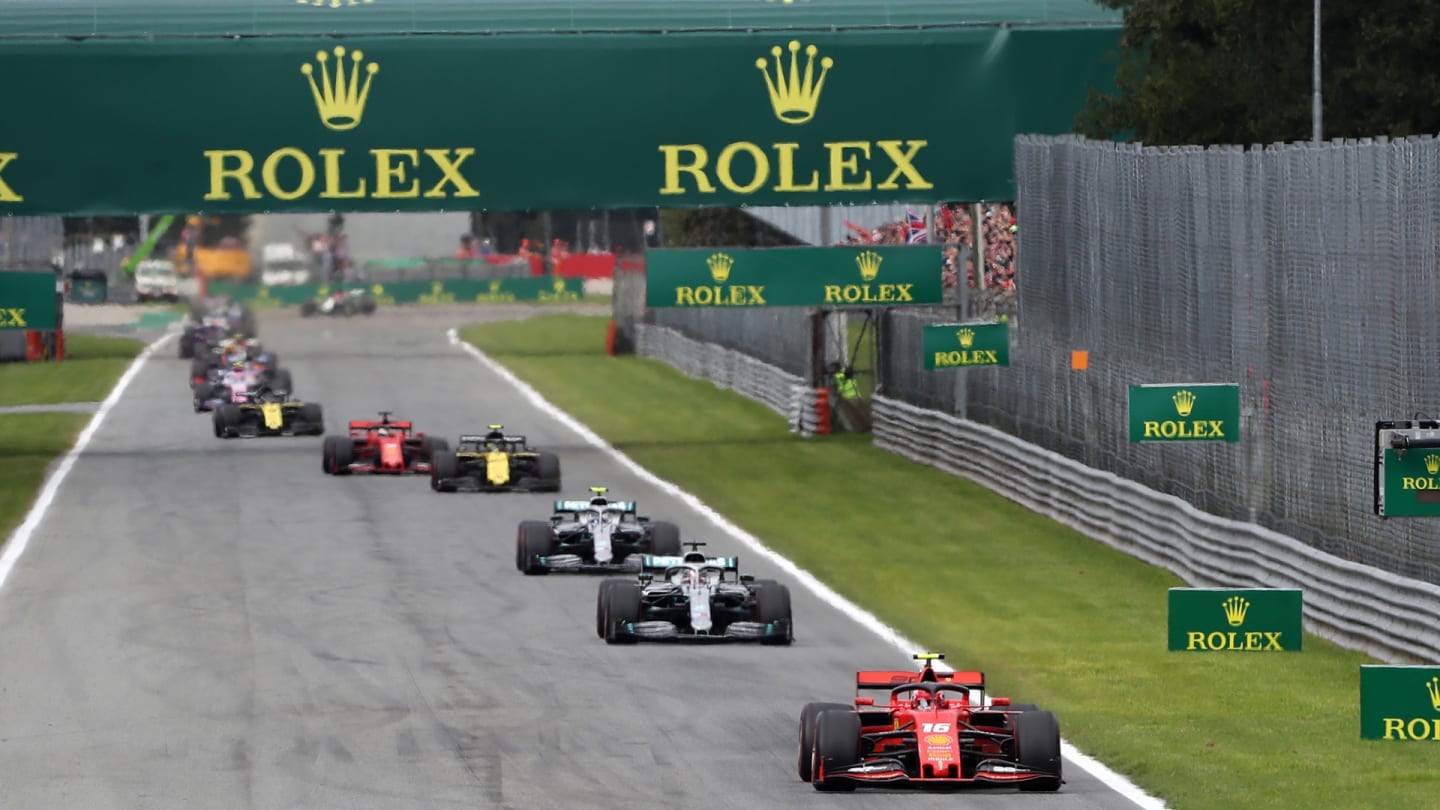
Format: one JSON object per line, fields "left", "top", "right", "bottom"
{"left": 300, "top": 300, "right": 318, "bottom": 317}
{"left": 179, "top": 329, "right": 195, "bottom": 358}
{"left": 270, "top": 369, "right": 294, "bottom": 394}
{"left": 797, "top": 702, "right": 850, "bottom": 781}
{"left": 604, "top": 581, "right": 642, "bottom": 644}
{"left": 297, "top": 403, "right": 324, "bottom": 435}
{"left": 516, "top": 520, "right": 555, "bottom": 575}
{"left": 811, "top": 711, "right": 860, "bottom": 792}
{"left": 646, "top": 521, "right": 681, "bottom": 556}
{"left": 322, "top": 435, "right": 340, "bottom": 472}
{"left": 421, "top": 436, "right": 449, "bottom": 463}
{"left": 360, "top": 298, "right": 377, "bottom": 315}
{"left": 1014, "top": 710, "right": 1063, "bottom": 792}
{"left": 189, "top": 356, "right": 214, "bottom": 382}
{"left": 596, "top": 579, "right": 626, "bottom": 638}
{"left": 323, "top": 435, "right": 354, "bottom": 475}
{"left": 754, "top": 582, "right": 794, "bottom": 645}
{"left": 533, "top": 452, "right": 561, "bottom": 492}
{"left": 431, "top": 451, "right": 458, "bottom": 492}
{"left": 214, "top": 404, "right": 242, "bottom": 438}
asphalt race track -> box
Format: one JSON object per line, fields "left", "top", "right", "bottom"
{"left": 0, "top": 306, "right": 1149, "bottom": 809}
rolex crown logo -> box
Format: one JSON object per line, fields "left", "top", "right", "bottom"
{"left": 755, "top": 40, "right": 834, "bottom": 125}
{"left": 856, "top": 250, "right": 882, "bottom": 282}
{"left": 1426, "top": 455, "right": 1440, "bottom": 475}
{"left": 1222, "top": 595, "right": 1250, "bottom": 627}
{"left": 553, "top": 278, "right": 566, "bottom": 293}
{"left": 301, "top": 46, "right": 379, "bottom": 131}
{"left": 489, "top": 279, "right": 502, "bottom": 293}
{"left": 957, "top": 328, "right": 975, "bottom": 349}
{"left": 1172, "top": 389, "right": 1197, "bottom": 418}
{"left": 1427, "top": 677, "right": 1440, "bottom": 712}
{"left": 707, "top": 253, "right": 735, "bottom": 284}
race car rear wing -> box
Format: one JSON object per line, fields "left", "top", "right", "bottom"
{"left": 554, "top": 500, "right": 637, "bottom": 513}
{"left": 641, "top": 555, "right": 738, "bottom": 570}
{"left": 856, "top": 670, "right": 985, "bottom": 690}
{"left": 350, "top": 420, "right": 413, "bottom": 431}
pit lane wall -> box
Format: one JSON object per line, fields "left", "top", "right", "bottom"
{"left": 873, "top": 395, "right": 1440, "bottom": 665}
{"left": 635, "top": 324, "right": 826, "bottom": 437}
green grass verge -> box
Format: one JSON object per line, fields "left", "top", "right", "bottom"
{"left": 0, "top": 334, "right": 144, "bottom": 407}
{"left": 0, "top": 413, "right": 90, "bottom": 539}
{"left": 461, "top": 314, "right": 1434, "bottom": 810}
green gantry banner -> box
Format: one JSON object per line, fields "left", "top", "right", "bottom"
{"left": 1166, "top": 588, "right": 1302, "bottom": 652}
{"left": 1360, "top": 666, "right": 1440, "bottom": 741}
{"left": 0, "top": 271, "right": 59, "bottom": 330}
{"left": 1128, "top": 383, "right": 1241, "bottom": 443}
{"left": 0, "top": 25, "right": 1119, "bottom": 214}
{"left": 923, "top": 322, "right": 1009, "bottom": 369}
{"left": 208, "top": 277, "right": 583, "bottom": 307}
{"left": 645, "top": 245, "right": 941, "bottom": 308}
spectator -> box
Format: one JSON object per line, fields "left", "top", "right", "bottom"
{"left": 455, "top": 233, "right": 479, "bottom": 260}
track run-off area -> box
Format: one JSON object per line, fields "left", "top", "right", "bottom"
{"left": 0, "top": 306, "right": 1160, "bottom": 810}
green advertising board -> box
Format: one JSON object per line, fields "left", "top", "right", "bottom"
{"left": 0, "top": 271, "right": 58, "bottom": 330}
{"left": 1360, "top": 666, "right": 1440, "bottom": 740}
{"left": 1373, "top": 421, "right": 1440, "bottom": 517}
{"left": 645, "top": 245, "right": 941, "bottom": 309}
{"left": 922, "top": 322, "right": 1009, "bottom": 369}
{"left": 210, "top": 277, "right": 584, "bottom": 308}
{"left": 1167, "top": 588, "right": 1303, "bottom": 652}
{"left": 0, "top": 2, "right": 1121, "bottom": 214}
{"left": 1128, "top": 383, "right": 1240, "bottom": 443}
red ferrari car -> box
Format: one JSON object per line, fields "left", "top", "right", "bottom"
{"left": 321, "top": 412, "right": 449, "bottom": 475}
{"left": 798, "top": 653, "right": 1062, "bottom": 792}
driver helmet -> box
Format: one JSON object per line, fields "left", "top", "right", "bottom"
{"left": 914, "top": 690, "right": 932, "bottom": 710}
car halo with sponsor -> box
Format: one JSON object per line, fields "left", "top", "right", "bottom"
{"left": 797, "top": 653, "right": 1062, "bottom": 793}
{"left": 213, "top": 387, "right": 325, "bottom": 439}
{"left": 321, "top": 411, "right": 449, "bottom": 476}
{"left": 300, "top": 288, "right": 377, "bottom": 317}
{"left": 595, "top": 542, "right": 793, "bottom": 645}
{"left": 515, "top": 486, "right": 682, "bottom": 574}
{"left": 430, "top": 425, "right": 561, "bottom": 493}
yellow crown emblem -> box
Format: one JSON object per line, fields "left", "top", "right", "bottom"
{"left": 1172, "top": 389, "right": 1197, "bottom": 418}
{"left": 489, "top": 279, "right": 502, "bottom": 293}
{"left": 553, "top": 278, "right": 566, "bottom": 293}
{"left": 1222, "top": 595, "right": 1250, "bottom": 627}
{"left": 707, "top": 253, "right": 735, "bottom": 283}
{"left": 1426, "top": 455, "right": 1440, "bottom": 475}
{"left": 755, "top": 40, "right": 834, "bottom": 125}
{"left": 1427, "top": 677, "right": 1440, "bottom": 712}
{"left": 957, "top": 328, "right": 975, "bottom": 349}
{"left": 856, "top": 250, "right": 882, "bottom": 282}
{"left": 301, "top": 46, "right": 379, "bottom": 131}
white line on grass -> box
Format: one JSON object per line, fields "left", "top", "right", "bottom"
{"left": 449, "top": 328, "right": 1170, "bottom": 810}
{"left": 0, "top": 332, "right": 175, "bottom": 593}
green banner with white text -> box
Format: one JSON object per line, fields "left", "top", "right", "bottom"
{"left": 645, "top": 245, "right": 942, "bottom": 308}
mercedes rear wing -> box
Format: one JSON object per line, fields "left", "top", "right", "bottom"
{"left": 641, "top": 555, "right": 738, "bottom": 571}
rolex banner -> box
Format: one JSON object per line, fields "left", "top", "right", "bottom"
{"left": 923, "top": 322, "right": 1009, "bottom": 369}
{"left": 1360, "top": 666, "right": 1440, "bottom": 740}
{"left": 1167, "top": 588, "right": 1303, "bottom": 652}
{"left": 0, "top": 25, "right": 1120, "bottom": 214}
{"left": 0, "top": 271, "right": 59, "bottom": 330}
{"left": 208, "top": 277, "right": 583, "bottom": 308}
{"left": 644, "top": 246, "right": 942, "bottom": 309}
{"left": 1128, "top": 383, "right": 1240, "bottom": 443}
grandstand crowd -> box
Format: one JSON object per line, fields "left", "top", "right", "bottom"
{"left": 838, "top": 202, "right": 1018, "bottom": 296}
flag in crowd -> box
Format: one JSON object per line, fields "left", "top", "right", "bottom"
{"left": 844, "top": 220, "right": 877, "bottom": 244}
{"left": 905, "top": 208, "right": 928, "bottom": 244}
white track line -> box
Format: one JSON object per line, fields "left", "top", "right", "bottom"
{"left": 0, "top": 332, "right": 175, "bottom": 592}
{"left": 449, "top": 328, "right": 1169, "bottom": 809}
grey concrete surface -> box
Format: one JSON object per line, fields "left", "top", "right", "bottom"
{"left": 0, "top": 402, "right": 101, "bottom": 415}
{"left": 0, "top": 306, "right": 1144, "bottom": 809}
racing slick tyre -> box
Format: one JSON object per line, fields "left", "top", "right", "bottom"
{"left": 755, "top": 582, "right": 794, "bottom": 645}
{"left": 323, "top": 435, "right": 355, "bottom": 475}
{"left": 297, "top": 403, "right": 324, "bottom": 435}
{"left": 1014, "top": 710, "right": 1063, "bottom": 792}
{"left": 270, "top": 369, "right": 294, "bottom": 394}
{"left": 421, "top": 436, "right": 449, "bottom": 464}
{"left": 179, "top": 329, "right": 195, "bottom": 358}
{"left": 798, "top": 702, "right": 850, "bottom": 781}
{"left": 516, "top": 520, "right": 556, "bottom": 575}
{"left": 189, "top": 356, "right": 214, "bottom": 383}
{"left": 812, "top": 711, "right": 861, "bottom": 792}
{"left": 596, "top": 579, "right": 626, "bottom": 638}
{"left": 533, "top": 452, "right": 562, "bottom": 492}
{"left": 645, "top": 521, "right": 682, "bottom": 556}
{"left": 214, "top": 404, "right": 242, "bottom": 438}
{"left": 342, "top": 298, "right": 358, "bottom": 316}
{"left": 431, "top": 451, "right": 458, "bottom": 492}
{"left": 603, "top": 582, "right": 642, "bottom": 644}
{"left": 360, "top": 298, "right": 377, "bottom": 315}
{"left": 300, "top": 299, "right": 318, "bottom": 317}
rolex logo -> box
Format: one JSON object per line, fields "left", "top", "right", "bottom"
{"left": 1426, "top": 455, "right": 1440, "bottom": 475}
{"left": 856, "top": 250, "right": 882, "bottom": 282}
{"left": 707, "top": 253, "right": 735, "bottom": 283}
{"left": 1222, "top": 595, "right": 1250, "bottom": 627}
{"left": 755, "top": 40, "right": 833, "bottom": 125}
{"left": 301, "top": 46, "right": 379, "bottom": 131}
{"left": 1172, "top": 389, "right": 1197, "bottom": 418}
{"left": 489, "top": 279, "right": 502, "bottom": 293}
{"left": 1427, "top": 677, "right": 1440, "bottom": 712}
{"left": 553, "top": 278, "right": 566, "bottom": 293}
{"left": 957, "top": 328, "right": 975, "bottom": 349}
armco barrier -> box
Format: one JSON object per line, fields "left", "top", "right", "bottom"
{"left": 872, "top": 395, "right": 1440, "bottom": 665}
{"left": 636, "top": 324, "right": 824, "bottom": 436}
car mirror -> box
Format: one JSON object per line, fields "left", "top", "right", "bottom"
{"left": 855, "top": 697, "right": 874, "bottom": 706}
{"left": 991, "top": 697, "right": 1011, "bottom": 707}
{"left": 740, "top": 574, "right": 755, "bottom": 583}
{"left": 638, "top": 573, "right": 654, "bottom": 583}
